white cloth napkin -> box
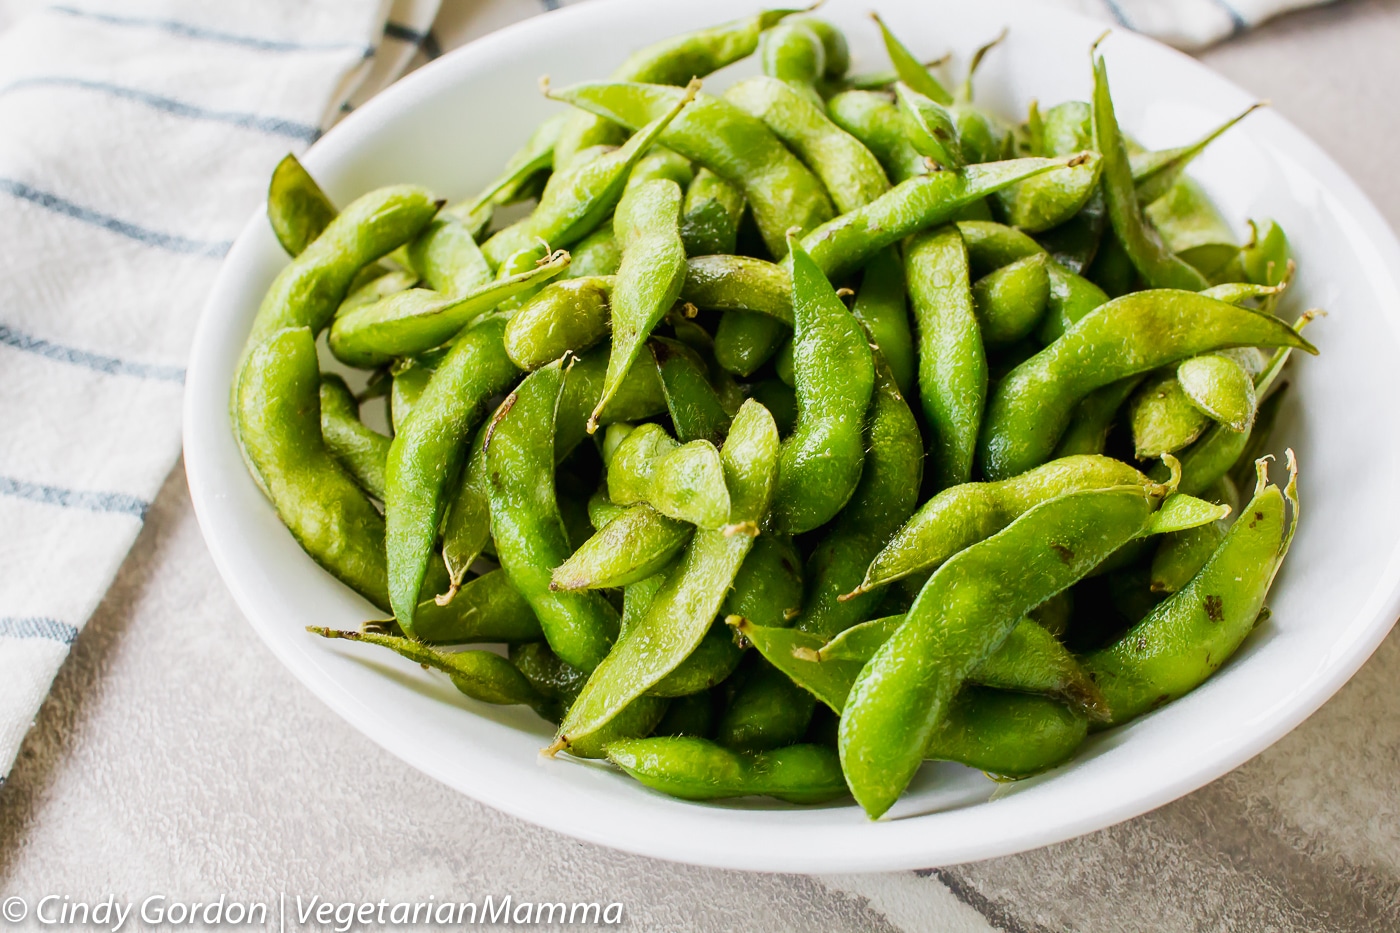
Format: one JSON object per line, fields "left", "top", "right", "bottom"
{"left": 0, "top": 0, "right": 1332, "bottom": 785}
{"left": 0, "top": 0, "right": 440, "bottom": 783}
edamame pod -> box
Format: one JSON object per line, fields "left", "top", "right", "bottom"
{"left": 503, "top": 276, "right": 614, "bottom": 371}
{"left": 1178, "top": 353, "right": 1256, "bottom": 432}
{"left": 717, "top": 658, "right": 816, "bottom": 751}
{"left": 856, "top": 455, "right": 1153, "bottom": 595}
{"left": 723, "top": 533, "right": 804, "bottom": 629}
{"left": 972, "top": 253, "right": 1050, "bottom": 349}
{"left": 679, "top": 255, "right": 792, "bottom": 322}
{"left": 772, "top": 235, "right": 874, "bottom": 534}
{"left": 680, "top": 168, "right": 745, "bottom": 257}
{"left": 553, "top": 400, "right": 779, "bottom": 747}
{"left": 1086, "top": 456, "right": 1298, "bottom": 724}
{"left": 851, "top": 247, "right": 916, "bottom": 397}
{"left": 827, "top": 89, "right": 928, "bottom": 184}
{"left": 978, "top": 290, "right": 1315, "bottom": 481}
{"left": 906, "top": 225, "right": 985, "bottom": 489}
{"left": 724, "top": 75, "right": 891, "bottom": 214}
{"left": 564, "top": 225, "right": 623, "bottom": 278}
{"left": 607, "top": 737, "right": 846, "bottom": 804}
{"left": 1129, "top": 372, "right": 1212, "bottom": 459}
{"left": 841, "top": 485, "right": 1160, "bottom": 817}
{"left": 310, "top": 628, "right": 552, "bottom": 713}
{"left": 484, "top": 80, "right": 699, "bottom": 268}
{"left": 319, "top": 374, "right": 389, "bottom": 500}
{"left": 239, "top": 185, "right": 441, "bottom": 374}
{"left": 386, "top": 318, "right": 519, "bottom": 630}
{"left": 798, "top": 354, "right": 922, "bottom": 639}
{"left": 925, "top": 687, "right": 1087, "bottom": 777}
{"left": 552, "top": 81, "right": 835, "bottom": 258}
{"left": 407, "top": 568, "right": 542, "bottom": 645}
{"left": 405, "top": 216, "right": 492, "bottom": 297}
{"left": 590, "top": 178, "right": 687, "bottom": 430}
{"left": 1093, "top": 54, "right": 1209, "bottom": 291}
{"left": 486, "top": 362, "right": 621, "bottom": 671}
{"left": 801, "top": 153, "right": 1095, "bottom": 282}
{"left": 651, "top": 336, "right": 732, "bottom": 445}
{"left": 1054, "top": 376, "right": 1143, "bottom": 458}
{"left": 237, "top": 328, "right": 388, "bottom": 609}
{"left": 551, "top": 504, "right": 692, "bottom": 591}
{"left": 328, "top": 251, "right": 571, "bottom": 368}
{"left": 267, "top": 153, "right": 336, "bottom": 257}
{"left": 759, "top": 20, "right": 826, "bottom": 104}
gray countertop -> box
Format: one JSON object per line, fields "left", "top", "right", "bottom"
{"left": 4, "top": 2, "right": 1400, "bottom": 930}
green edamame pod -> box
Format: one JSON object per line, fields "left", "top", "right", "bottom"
{"left": 405, "top": 216, "right": 492, "bottom": 297}
{"left": 1130, "top": 104, "right": 1262, "bottom": 206}
{"left": 925, "top": 687, "right": 1087, "bottom": 777}
{"left": 841, "top": 485, "right": 1160, "bottom": 817}
{"left": 798, "top": 354, "right": 922, "bottom": 639}
{"left": 972, "top": 253, "right": 1050, "bottom": 348}
{"left": 906, "top": 225, "right": 985, "bottom": 489}
{"left": 801, "top": 153, "right": 1093, "bottom": 282}
{"left": 649, "top": 623, "right": 744, "bottom": 697}
{"left": 993, "top": 140, "right": 1103, "bottom": 234}
{"left": 564, "top": 226, "right": 622, "bottom": 278}
{"left": 1145, "top": 177, "right": 1240, "bottom": 281}
{"left": 554, "top": 400, "right": 779, "bottom": 747}
{"left": 1150, "top": 512, "right": 1230, "bottom": 596}
{"left": 552, "top": 81, "right": 835, "bottom": 258}
{"left": 651, "top": 336, "right": 732, "bottom": 445}
{"left": 723, "top": 533, "right": 804, "bottom": 628}
{"left": 319, "top": 374, "right": 389, "bottom": 500}
{"left": 717, "top": 658, "right": 816, "bottom": 751}
{"left": 551, "top": 504, "right": 692, "bottom": 591}
{"left": 978, "top": 290, "right": 1315, "bottom": 480}
{"left": 1037, "top": 263, "right": 1109, "bottom": 344}
{"left": 437, "top": 423, "right": 491, "bottom": 601}
{"left": 851, "top": 247, "right": 916, "bottom": 397}
{"left": 267, "top": 153, "right": 336, "bottom": 257}
{"left": 680, "top": 255, "right": 792, "bottom": 322}
{"left": 737, "top": 610, "right": 1106, "bottom": 720}
{"left": 871, "top": 12, "right": 953, "bottom": 104}
{"left": 609, "top": 431, "right": 730, "bottom": 530}
{"left": 329, "top": 251, "right": 570, "bottom": 368}
{"left": 239, "top": 185, "right": 441, "bottom": 372}
{"left": 894, "top": 82, "right": 964, "bottom": 169}
{"left": 856, "top": 454, "right": 1153, "bottom": 595}
{"left": 759, "top": 20, "right": 826, "bottom": 104}
{"left": 238, "top": 328, "right": 388, "bottom": 609}
{"left": 607, "top": 737, "right": 846, "bottom": 804}
{"left": 389, "top": 357, "right": 435, "bottom": 432}
{"left": 553, "top": 8, "right": 803, "bottom": 170}
{"left": 337, "top": 268, "right": 418, "bottom": 318}
{"left": 405, "top": 568, "right": 541, "bottom": 645}
{"left": 554, "top": 346, "right": 667, "bottom": 462}
{"left": 486, "top": 362, "right": 620, "bottom": 671}
{"left": 1157, "top": 312, "right": 1315, "bottom": 496}
{"left": 826, "top": 89, "right": 929, "bottom": 184}
{"left": 1178, "top": 353, "right": 1257, "bottom": 432}
{"left": 385, "top": 318, "right": 519, "bottom": 631}
{"left": 1052, "top": 372, "right": 1142, "bottom": 456}
{"left": 503, "top": 276, "right": 614, "bottom": 371}
{"left": 626, "top": 147, "right": 695, "bottom": 191}
{"left": 1086, "top": 456, "right": 1298, "bottom": 724}
{"left": 509, "top": 640, "right": 588, "bottom": 707}
{"left": 714, "top": 312, "right": 787, "bottom": 377}
{"left": 1241, "top": 219, "right": 1292, "bottom": 289}
{"left": 1129, "top": 371, "right": 1212, "bottom": 460}
{"left": 590, "top": 178, "right": 687, "bottom": 430}
{"left": 772, "top": 234, "right": 875, "bottom": 534}
{"left": 1093, "top": 54, "right": 1209, "bottom": 291}
{"left": 724, "top": 75, "right": 891, "bottom": 214}
{"left": 680, "top": 169, "right": 745, "bottom": 257}
{"left": 309, "top": 628, "right": 551, "bottom": 713}
{"left": 484, "top": 81, "right": 699, "bottom": 268}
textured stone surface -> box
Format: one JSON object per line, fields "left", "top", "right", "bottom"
{"left": 3, "top": 2, "right": 1399, "bottom": 930}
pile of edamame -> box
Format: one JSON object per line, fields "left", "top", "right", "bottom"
{"left": 236, "top": 11, "right": 1316, "bottom": 819}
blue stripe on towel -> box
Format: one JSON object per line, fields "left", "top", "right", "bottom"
{"left": 0, "top": 476, "right": 149, "bottom": 519}
{"left": 0, "top": 178, "right": 232, "bottom": 257}
{"left": 0, "top": 617, "right": 79, "bottom": 645}
{"left": 47, "top": 5, "right": 373, "bottom": 56}
{"left": 0, "top": 325, "right": 186, "bottom": 383}
{"left": 0, "top": 77, "right": 320, "bottom": 142}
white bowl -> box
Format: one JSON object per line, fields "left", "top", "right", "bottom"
{"left": 184, "top": 0, "right": 1400, "bottom": 872}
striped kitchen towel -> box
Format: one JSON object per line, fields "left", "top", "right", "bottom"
{"left": 0, "top": 0, "right": 440, "bottom": 783}
{"left": 0, "top": 0, "right": 1335, "bottom": 786}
